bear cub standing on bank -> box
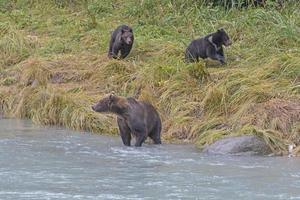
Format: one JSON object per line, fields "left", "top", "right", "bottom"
{"left": 108, "top": 25, "right": 134, "bottom": 59}
{"left": 92, "top": 93, "right": 162, "bottom": 147}
{"left": 185, "top": 28, "right": 232, "bottom": 64}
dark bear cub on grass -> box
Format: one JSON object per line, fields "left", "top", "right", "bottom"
{"left": 185, "top": 28, "right": 232, "bottom": 64}
{"left": 92, "top": 93, "right": 162, "bottom": 147}
{"left": 108, "top": 25, "right": 134, "bottom": 59}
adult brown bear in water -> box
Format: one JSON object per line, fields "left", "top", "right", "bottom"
{"left": 92, "top": 93, "right": 162, "bottom": 147}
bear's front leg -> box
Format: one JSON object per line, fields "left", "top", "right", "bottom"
{"left": 216, "top": 48, "right": 226, "bottom": 64}
{"left": 120, "top": 45, "right": 132, "bottom": 59}
{"left": 206, "top": 46, "right": 226, "bottom": 64}
{"left": 117, "top": 117, "right": 131, "bottom": 146}
{"left": 217, "top": 54, "right": 226, "bottom": 64}
{"left": 111, "top": 44, "right": 121, "bottom": 59}
{"left": 108, "top": 37, "right": 115, "bottom": 58}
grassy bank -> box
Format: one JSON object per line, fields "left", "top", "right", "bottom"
{"left": 0, "top": 0, "right": 299, "bottom": 154}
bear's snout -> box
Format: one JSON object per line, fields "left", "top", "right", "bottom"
{"left": 126, "top": 39, "right": 132, "bottom": 45}
{"left": 225, "top": 40, "right": 232, "bottom": 46}
{"left": 91, "top": 105, "right": 96, "bottom": 111}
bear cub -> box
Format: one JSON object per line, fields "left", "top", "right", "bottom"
{"left": 92, "top": 93, "right": 162, "bottom": 147}
{"left": 185, "top": 28, "right": 232, "bottom": 64}
{"left": 108, "top": 25, "right": 134, "bottom": 59}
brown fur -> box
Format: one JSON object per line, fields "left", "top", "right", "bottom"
{"left": 108, "top": 25, "right": 134, "bottom": 59}
{"left": 92, "top": 93, "right": 162, "bottom": 147}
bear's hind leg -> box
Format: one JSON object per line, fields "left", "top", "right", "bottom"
{"left": 134, "top": 134, "right": 147, "bottom": 147}
{"left": 185, "top": 48, "right": 199, "bottom": 63}
{"left": 149, "top": 122, "right": 162, "bottom": 144}
{"left": 149, "top": 134, "right": 161, "bottom": 144}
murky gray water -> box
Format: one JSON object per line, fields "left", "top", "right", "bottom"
{"left": 0, "top": 119, "right": 300, "bottom": 200}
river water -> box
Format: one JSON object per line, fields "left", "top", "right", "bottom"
{"left": 0, "top": 119, "right": 300, "bottom": 200}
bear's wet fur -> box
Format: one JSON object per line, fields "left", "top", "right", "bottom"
{"left": 185, "top": 28, "right": 232, "bottom": 64}
{"left": 92, "top": 93, "right": 162, "bottom": 147}
{"left": 108, "top": 25, "right": 134, "bottom": 59}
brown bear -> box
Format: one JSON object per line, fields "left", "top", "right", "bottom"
{"left": 92, "top": 93, "right": 162, "bottom": 147}
{"left": 108, "top": 25, "right": 134, "bottom": 59}
{"left": 185, "top": 28, "right": 232, "bottom": 64}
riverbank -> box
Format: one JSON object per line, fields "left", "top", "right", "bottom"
{"left": 0, "top": 0, "right": 299, "bottom": 154}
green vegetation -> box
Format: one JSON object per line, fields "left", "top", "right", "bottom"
{"left": 0, "top": 0, "right": 299, "bottom": 155}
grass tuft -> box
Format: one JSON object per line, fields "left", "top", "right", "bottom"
{"left": 0, "top": 26, "right": 37, "bottom": 68}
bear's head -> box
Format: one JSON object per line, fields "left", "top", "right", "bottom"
{"left": 92, "top": 92, "right": 128, "bottom": 114}
{"left": 217, "top": 28, "right": 232, "bottom": 47}
{"left": 121, "top": 27, "right": 134, "bottom": 45}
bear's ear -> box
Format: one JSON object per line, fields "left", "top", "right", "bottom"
{"left": 218, "top": 28, "right": 224, "bottom": 32}
{"left": 109, "top": 91, "right": 116, "bottom": 102}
